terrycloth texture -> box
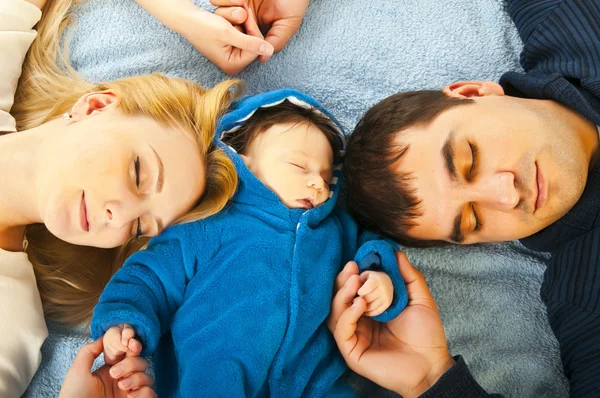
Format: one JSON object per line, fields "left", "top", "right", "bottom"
{"left": 25, "top": 0, "right": 569, "bottom": 396}
{"left": 90, "top": 89, "right": 407, "bottom": 397}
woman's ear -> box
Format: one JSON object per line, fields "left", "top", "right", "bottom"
{"left": 69, "top": 90, "right": 119, "bottom": 121}
{"left": 442, "top": 81, "right": 505, "bottom": 99}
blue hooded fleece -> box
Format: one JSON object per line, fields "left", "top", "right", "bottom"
{"left": 91, "top": 89, "right": 408, "bottom": 397}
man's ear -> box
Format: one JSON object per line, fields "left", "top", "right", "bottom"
{"left": 442, "top": 81, "right": 505, "bottom": 99}
{"left": 69, "top": 90, "right": 119, "bottom": 121}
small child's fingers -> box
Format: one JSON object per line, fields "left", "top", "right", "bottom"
{"left": 110, "top": 356, "right": 149, "bottom": 379}
{"left": 365, "top": 302, "right": 386, "bottom": 317}
{"left": 357, "top": 277, "right": 378, "bottom": 297}
{"left": 104, "top": 328, "right": 127, "bottom": 364}
{"left": 365, "top": 297, "right": 383, "bottom": 312}
{"left": 128, "top": 386, "right": 158, "bottom": 398}
{"left": 118, "top": 372, "right": 155, "bottom": 391}
{"left": 121, "top": 324, "right": 136, "bottom": 346}
{"left": 360, "top": 289, "right": 384, "bottom": 304}
{"left": 127, "top": 338, "right": 143, "bottom": 357}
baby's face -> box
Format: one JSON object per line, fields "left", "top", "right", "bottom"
{"left": 242, "top": 121, "right": 334, "bottom": 209}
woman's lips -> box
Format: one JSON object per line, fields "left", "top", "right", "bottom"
{"left": 80, "top": 191, "right": 90, "bottom": 232}
{"left": 535, "top": 163, "right": 547, "bottom": 212}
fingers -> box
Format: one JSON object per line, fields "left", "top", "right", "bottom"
{"left": 397, "top": 251, "right": 438, "bottom": 309}
{"left": 110, "top": 356, "right": 149, "bottom": 379}
{"left": 71, "top": 338, "right": 104, "bottom": 371}
{"left": 127, "top": 337, "right": 143, "bottom": 357}
{"left": 104, "top": 325, "right": 136, "bottom": 364}
{"left": 214, "top": 6, "right": 247, "bottom": 25}
{"left": 210, "top": 0, "right": 245, "bottom": 6}
{"left": 258, "top": 18, "right": 302, "bottom": 63}
{"left": 118, "top": 372, "right": 155, "bottom": 391}
{"left": 121, "top": 324, "right": 136, "bottom": 347}
{"left": 365, "top": 302, "right": 386, "bottom": 317}
{"left": 225, "top": 26, "right": 273, "bottom": 57}
{"left": 331, "top": 297, "right": 368, "bottom": 360}
{"left": 357, "top": 271, "right": 378, "bottom": 296}
{"left": 327, "top": 273, "right": 361, "bottom": 332}
{"left": 128, "top": 386, "right": 158, "bottom": 398}
{"left": 334, "top": 261, "right": 359, "bottom": 292}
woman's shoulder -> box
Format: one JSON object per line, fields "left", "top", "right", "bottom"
{"left": 0, "top": 226, "right": 27, "bottom": 252}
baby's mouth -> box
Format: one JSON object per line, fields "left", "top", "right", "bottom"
{"left": 297, "top": 198, "right": 314, "bottom": 209}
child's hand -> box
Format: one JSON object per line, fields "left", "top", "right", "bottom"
{"left": 103, "top": 324, "right": 142, "bottom": 365}
{"left": 59, "top": 338, "right": 156, "bottom": 398}
{"left": 357, "top": 271, "right": 394, "bottom": 317}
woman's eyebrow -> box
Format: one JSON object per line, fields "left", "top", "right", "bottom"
{"left": 150, "top": 146, "right": 164, "bottom": 194}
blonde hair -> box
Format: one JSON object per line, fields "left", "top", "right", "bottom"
{"left": 12, "top": 0, "right": 241, "bottom": 326}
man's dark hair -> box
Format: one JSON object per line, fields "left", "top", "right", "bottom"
{"left": 222, "top": 100, "right": 341, "bottom": 162}
{"left": 345, "top": 90, "right": 473, "bottom": 247}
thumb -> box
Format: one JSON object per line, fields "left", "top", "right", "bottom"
{"left": 226, "top": 27, "right": 274, "bottom": 56}
{"left": 333, "top": 297, "right": 367, "bottom": 357}
{"left": 396, "top": 251, "right": 436, "bottom": 304}
{"left": 258, "top": 18, "right": 302, "bottom": 62}
{"left": 71, "top": 338, "right": 104, "bottom": 371}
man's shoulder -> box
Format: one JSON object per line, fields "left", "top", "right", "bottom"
{"left": 542, "top": 223, "right": 600, "bottom": 316}
{"left": 506, "top": 0, "right": 564, "bottom": 44}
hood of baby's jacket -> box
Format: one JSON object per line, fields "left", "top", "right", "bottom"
{"left": 216, "top": 89, "right": 347, "bottom": 222}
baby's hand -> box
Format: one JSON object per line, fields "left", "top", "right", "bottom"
{"left": 357, "top": 271, "right": 394, "bottom": 317}
{"left": 103, "top": 324, "right": 142, "bottom": 365}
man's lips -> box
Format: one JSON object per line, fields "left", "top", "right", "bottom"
{"left": 80, "top": 191, "right": 90, "bottom": 232}
{"left": 534, "top": 162, "right": 547, "bottom": 212}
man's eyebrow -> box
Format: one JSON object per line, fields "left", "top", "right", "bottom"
{"left": 150, "top": 146, "right": 164, "bottom": 194}
{"left": 450, "top": 212, "right": 464, "bottom": 243}
{"left": 442, "top": 131, "right": 458, "bottom": 181}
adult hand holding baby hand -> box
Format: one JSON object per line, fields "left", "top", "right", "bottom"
{"left": 59, "top": 338, "right": 155, "bottom": 398}
{"left": 327, "top": 252, "right": 456, "bottom": 398}
{"left": 357, "top": 270, "right": 394, "bottom": 317}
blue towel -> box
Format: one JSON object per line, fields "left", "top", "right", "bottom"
{"left": 25, "top": 0, "right": 569, "bottom": 396}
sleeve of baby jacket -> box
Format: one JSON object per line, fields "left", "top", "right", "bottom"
{"left": 334, "top": 208, "right": 408, "bottom": 322}
{"left": 91, "top": 224, "right": 198, "bottom": 356}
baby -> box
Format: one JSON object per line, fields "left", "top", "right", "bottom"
{"left": 91, "top": 90, "right": 407, "bottom": 397}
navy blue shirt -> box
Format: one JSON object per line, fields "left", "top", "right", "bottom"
{"left": 425, "top": 0, "right": 600, "bottom": 396}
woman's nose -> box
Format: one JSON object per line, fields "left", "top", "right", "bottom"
{"left": 104, "top": 200, "right": 135, "bottom": 229}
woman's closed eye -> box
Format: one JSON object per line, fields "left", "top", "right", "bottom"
{"left": 135, "top": 217, "right": 144, "bottom": 238}
{"left": 134, "top": 155, "right": 141, "bottom": 187}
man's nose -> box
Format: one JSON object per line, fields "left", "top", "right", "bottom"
{"left": 468, "top": 171, "right": 520, "bottom": 211}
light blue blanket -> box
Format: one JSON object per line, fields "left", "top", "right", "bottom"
{"left": 25, "top": 0, "right": 569, "bottom": 396}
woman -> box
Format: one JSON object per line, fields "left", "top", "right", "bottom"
{"left": 1, "top": 0, "right": 239, "bottom": 395}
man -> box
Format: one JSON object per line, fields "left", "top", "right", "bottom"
{"left": 345, "top": 0, "right": 600, "bottom": 396}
